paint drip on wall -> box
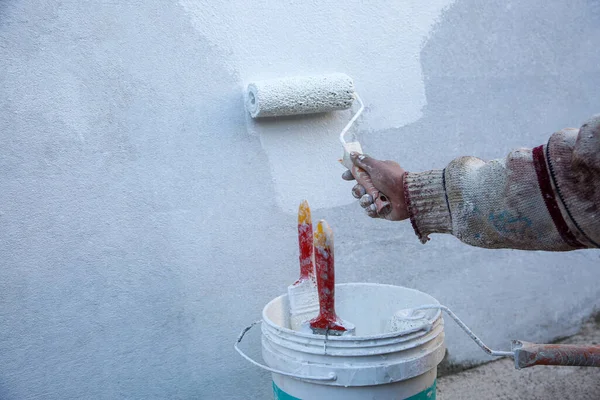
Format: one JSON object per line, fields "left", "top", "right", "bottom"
{"left": 180, "top": 0, "right": 455, "bottom": 212}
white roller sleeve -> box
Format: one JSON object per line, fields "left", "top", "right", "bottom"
{"left": 246, "top": 73, "right": 355, "bottom": 118}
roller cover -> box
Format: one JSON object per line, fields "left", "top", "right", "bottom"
{"left": 246, "top": 73, "right": 355, "bottom": 118}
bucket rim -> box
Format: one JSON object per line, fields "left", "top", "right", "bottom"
{"left": 261, "top": 282, "right": 442, "bottom": 341}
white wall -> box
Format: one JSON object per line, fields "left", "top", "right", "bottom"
{"left": 1, "top": 1, "right": 599, "bottom": 398}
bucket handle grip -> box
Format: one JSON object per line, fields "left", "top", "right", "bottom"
{"left": 235, "top": 320, "right": 338, "bottom": 382}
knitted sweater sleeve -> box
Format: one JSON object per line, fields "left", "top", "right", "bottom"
{"left": 403, "top": 115, "right": 600, "bottom": 250}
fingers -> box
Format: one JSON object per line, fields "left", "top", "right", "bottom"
{"left": 359, "top": 194, "right": 373, "bottom": 208}
{"left": 360, "top": 194, "right": 379, "bottom": 219}
{"left": 352, "top": 165, "right": 380, "bottom": 207}
{"left": 341, "top": 169, "right": 355, "bottom": 181}
{"left": 366, "top": 204, "right": 378, "bottom": 218}
{"left": 352, "top": 184, "right": 366, "bottom": 199}
{"left": 345, "top": 153, "right": 394, "bottom": 219}
{"left": 345, "top": 164, "right": 377, "bottom": 218}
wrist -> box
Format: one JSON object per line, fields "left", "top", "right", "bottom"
{"left": 403, "top": 170, "right": 452, "bottom": 243}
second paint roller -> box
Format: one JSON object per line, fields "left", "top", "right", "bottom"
{"left": 245, "top": 73, "right": 391, "bottom": 215}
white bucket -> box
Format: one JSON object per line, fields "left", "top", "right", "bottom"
{"left": 238, "top": 283, "right": 445, "bottom": 400}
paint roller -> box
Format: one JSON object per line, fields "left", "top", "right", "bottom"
{"left": 385, "top": 305, "right": 600, "bottom": 369}
{"left": 245, "top": 73, "right": 391, "bottom": 216}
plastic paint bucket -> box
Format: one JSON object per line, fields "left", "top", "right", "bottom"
{"left": 242, "top": 283, "right": 446, "bottom": 399}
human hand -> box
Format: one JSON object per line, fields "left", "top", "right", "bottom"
{"left": 341, "top": 153, "right": 409, "bottom": 221}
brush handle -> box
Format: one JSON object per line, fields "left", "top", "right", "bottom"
{"left": 297, "top": 201, "right": 314, "bottom": 281}
{"left": 313, "top": 221, "right": 337, "bottom": 323}
{"left": 310, "top": 220, "right": 346, "bottom": 333}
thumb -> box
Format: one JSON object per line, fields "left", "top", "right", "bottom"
{"left": 350, "top": 152, "right": 379, "bottom": 173}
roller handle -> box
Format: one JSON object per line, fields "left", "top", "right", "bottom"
{"left": 352, "top": 166, "right": 392, "bottom": 216}
{"left": 341, "top": 143, "right": 392, "bottom": 217}
{"left": 512, "top": 341, "right": 600, "bottom": 369}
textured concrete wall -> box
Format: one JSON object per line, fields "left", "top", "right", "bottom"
{"left": 1, "top": 1, "right": 599, "bottom": 398}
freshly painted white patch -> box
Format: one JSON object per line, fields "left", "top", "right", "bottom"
{"left": 246, "top": 108, "right": 356, "bottom": 212}
{"left": 180, "top": 0, "right": 454, "bottom": 212}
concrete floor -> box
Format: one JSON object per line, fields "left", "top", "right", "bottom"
{"left": 437, "top": 317, "right": 600, "bottom": 399}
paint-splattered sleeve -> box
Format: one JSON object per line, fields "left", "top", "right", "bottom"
{"left": 403, "top": 115, "right": 600, "bottom": 251}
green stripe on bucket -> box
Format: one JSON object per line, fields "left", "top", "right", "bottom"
{"left": 272, "top": 380, "right": 437, "bottom": 400}
{"left": 272, "top": 382, "right": 301, "bottom": 400}
{"left": 410, "top": 380, "right": 436, "bottom": 399}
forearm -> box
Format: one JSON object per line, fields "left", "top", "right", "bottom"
{"left": 404, "top": 152, "right": 575, "bottom": 250}
{"left": 404, "top": 119, "right": 600, "bottom": 250}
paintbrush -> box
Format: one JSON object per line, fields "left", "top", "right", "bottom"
{"left": 307, "top": 220, "right": 355, "bottom": 336}
{"left": 288, "top": 200, "right": 319, "bottom": 331}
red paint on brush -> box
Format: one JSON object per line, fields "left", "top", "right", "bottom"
{"left": 309, "top": 220, "right": 346, "bottom": 333}
{"left": 295, "top": 200, "right": 314, "bottom": 284}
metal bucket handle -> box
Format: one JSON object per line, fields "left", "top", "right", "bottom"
{"left": 234, "top": 320, "right": 338, "bottom": 382}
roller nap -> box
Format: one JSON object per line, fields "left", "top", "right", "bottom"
{"left": 246, "top": 73, "right": 355, "bottom": 118}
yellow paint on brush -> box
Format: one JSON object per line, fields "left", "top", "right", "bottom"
{"left": 298, "top": 200, "right": 312, "bottom": 225}
{"left": 314, "top": 220, "right": 333, "bottom": 248}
